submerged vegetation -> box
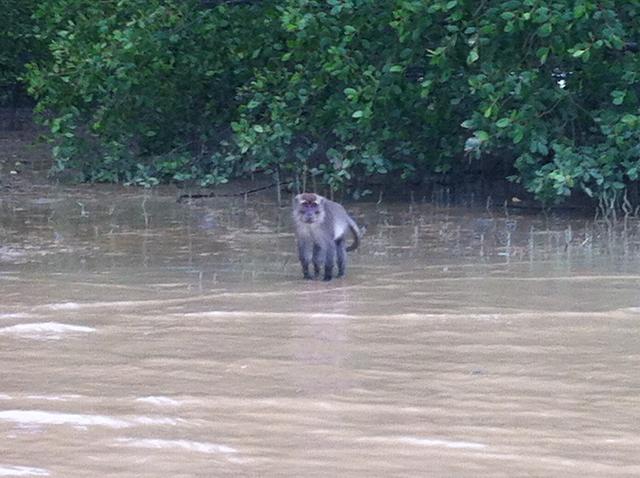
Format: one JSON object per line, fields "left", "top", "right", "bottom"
{"left": 3, "top": 1, "right": 640, "bottom": 211}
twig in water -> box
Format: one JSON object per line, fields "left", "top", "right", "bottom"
{"left": 177, "top": 181, "right": 292, "bottom": 202}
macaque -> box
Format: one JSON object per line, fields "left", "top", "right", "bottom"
{"left": 292, "top": 193, "right": 361, "bottom": 281}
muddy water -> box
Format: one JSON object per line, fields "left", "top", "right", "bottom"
{"left": 1, "top": 186, "right": 640, "bottom": 477}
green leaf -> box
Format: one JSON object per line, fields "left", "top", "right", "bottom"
{"left": 343, "top": 88, "right": 357, "bottom": 97}
{"left": 496, "top": 118, "right": 511, "bottom": 128}
{"left": 611, "top": 90, "right": 626, "bottom": 105}
{"left": 513, "top": 128, "right": 524, "bottom": 144}
{"left": 475, "top": 130, "right": 490, "bottom": 141}
{"left": 352, "top": 110, "right": 364, "bottom": 118}
{"left": 467, "top": 48, "right": 479, "bottom": 64}
{"left": 621, "top": 114, "right": 637, "bottom": 125}
{"left": 536, "top": 47, "right": 550, "bottom": 64}
{"left": 538, "top": 22, "right": 552, "bottom": 37}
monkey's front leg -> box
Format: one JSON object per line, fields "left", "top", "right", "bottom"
{"left": 298, "top": 241, "right": 314, "bottom": 279}
{"left": 312, "top": 244, "right": 322, "bottom": 278}
{"left": 323, "top": 245, "right": 335, "bottom": 281}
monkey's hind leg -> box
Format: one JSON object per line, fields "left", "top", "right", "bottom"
{"left": 335, "top": 238, "right": 347, "bottom": 278}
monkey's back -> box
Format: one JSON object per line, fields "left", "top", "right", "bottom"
{"left": 323, "top": 199, "right": 354, "bottom": 242}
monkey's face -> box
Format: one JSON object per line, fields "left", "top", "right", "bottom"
{"left": 295, "top": 194, "right": 324, "bottom": 224}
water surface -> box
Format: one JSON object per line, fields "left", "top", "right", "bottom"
{"left": 1, "top": 186, "right": 639, "bottom": 477}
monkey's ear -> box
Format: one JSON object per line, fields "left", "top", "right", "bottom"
{"left": 294, "top": 194, "right": 303, "bottom": 203}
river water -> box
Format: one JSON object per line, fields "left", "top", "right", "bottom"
{"left": 1, "top": 185, "right": 639, "bottom": 477}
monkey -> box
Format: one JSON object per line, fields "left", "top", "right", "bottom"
{"left": 292, "top": 193, "right": 361, "bottom": 281}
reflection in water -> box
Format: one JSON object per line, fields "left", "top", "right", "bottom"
{"left": 1, "top": 185, "right": 640, "bottom": 476}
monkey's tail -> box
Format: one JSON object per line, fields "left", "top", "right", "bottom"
{"left": 346, "top": 219, "right": 362, "bottom": 252}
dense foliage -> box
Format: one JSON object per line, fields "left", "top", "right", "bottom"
{"left": 0, "top": 0, "right": 41, "bottom": 105}
{"left": 25, "top": 0, "right": 267, "bottom": 184}
{"left": 18, "top": 1, "right": 640, "bottom": 207}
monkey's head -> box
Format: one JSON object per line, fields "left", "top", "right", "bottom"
{"left": 294, "top": 193, "right": 325, "bottom": 224}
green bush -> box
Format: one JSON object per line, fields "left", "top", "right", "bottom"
{"left": 26, "top": 0, "right": 275, "bottom": 183}
{"left": 25, "top": 0, "right": 640, "bottom": 209}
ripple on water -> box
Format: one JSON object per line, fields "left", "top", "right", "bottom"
{"left": 0, "top": 322, "right": 94, "bottom": 340}
{"left": 0, "top": 409, "right": 186, "bottom": 431}
{"left": 0, "top": 410, "right": 129, "bottom": 429}
{"left": 0, "top": 314, "right": 38, "bottom": 320}
{"left": 36, "top": 302, "right": 82, "bottom": 311}
{"left": 0, "top": 465, "right": 49, "bottom": 477}
{"left": 360, "top": 436, "right": 488, "bottom": 450}
{"left": 135, "top": 396, "right": 184, "bottom": 407}
{"left": 115, "top": 438, "right": 238, "bottom": 455}
{"left": 26, "top": 395, "right": 82, "bottom": 402}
